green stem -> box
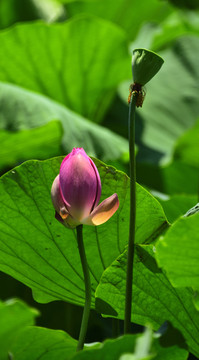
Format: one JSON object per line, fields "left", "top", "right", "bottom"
{"left": 124, "top": 93, "right": 137, "bottom": 334}
{"left": 76, "top": 224, "right": 91, "bottom": 351}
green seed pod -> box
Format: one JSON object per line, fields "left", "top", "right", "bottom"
{"left": 132, "top": 48, "right": 164, "bottom": 86}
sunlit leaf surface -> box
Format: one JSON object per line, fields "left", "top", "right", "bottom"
{"left": 64, "top": 0, "right": 171, "bottom": 41}
{"left": 96, "top": 245, "right": 199, "bottom": 357}
{"left": 0, "top": 157, "right": 167, "bottom": 305}
{"left": 156, "top": 213, "right": 199, "bottom": 290}
{"left": 0, "top": 17, "right": 130, "bottom": 122}
{"left": 0, "top": 82, "right": 128, "bottom": 163}
{"left": 12, "top": 327, "right": 77, "bottom": 360}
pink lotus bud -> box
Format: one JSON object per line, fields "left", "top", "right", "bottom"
{"left": 51, "top": 148, "right": 119, "bottom": 228}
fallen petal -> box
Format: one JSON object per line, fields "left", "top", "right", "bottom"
{"left": 83, "top": 193, "right": 119, "bottom": 226}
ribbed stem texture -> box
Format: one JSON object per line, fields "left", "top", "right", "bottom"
{"left": 124, "top": 93, "right": 137, "bottom": 334}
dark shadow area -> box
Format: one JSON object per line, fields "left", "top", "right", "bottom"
{"left": 157, "top": 321, "right": 187, "bottom": 350}
{"left": 95, "top": 297, "right": 118, "bottom": 317}
{"left": 0, "top": 0, "right": 41, "bottom": 31}
{"left": 135, "top": 245, "right": 162, "bottom": 274}
{"left": 188, "top": 353, "right": 199, "bottom": 359}
{"left": 136, "top": 161, "right": 165, "bottom": 192}
{"left": 0, "top": 271, "right": 117, "bottom": 342}
{"left": 103, "top": 94, "right": 144, "bottom": 142}
{"left": 136, "top": 142, "right": 166, "bottom": 165}
{"left": 103, "top": 94, "right": 166, "bottom": 165}
{"left": 0, "top": 270, "right": 144, "bottom": 342}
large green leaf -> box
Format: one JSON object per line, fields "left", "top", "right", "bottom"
{"left": 0, "top": 298, "right": 188, "bottom": 359}
{"left": 173, "top": 118, "right": 199, "bottom": 167}
{"left": 0, "top": 157, "right": 167, "bottom": 306}
{"left": 64, "top": 0, "right": 171, "bottom": 41}
{"left": 0, "top": 17, "right": 129, "bottom": 122}
{"left": 0, "top": 299, "right": 38, "bottom": 360}
{"left": 11, "top": 326, "right": 77, "bottom": 360}
{"left": 0, "top": 82, "right": 128, "bottom": 162}
{"left": 95, "top": 245, "right": 199, "bottom": 357}
{"left": 72, "top": 328, "right": 188, "bottom": 360}
{"left": 156, "top": 213, "right": 199, "bottom": 290}
{"left": 0, "top": 299, "right": 77, "bottom": 360}
{"left": 0, "top": 120, "right": 63, "bottom": 172}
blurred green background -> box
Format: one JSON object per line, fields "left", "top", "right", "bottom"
{"left": 0, "top": 0, "right": 198, "bottom": 357}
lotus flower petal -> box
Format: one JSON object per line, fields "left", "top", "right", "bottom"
{"left": 51, "top": 175, "right": 69, "bottom": 219}
{"left": 51, "top": 148, "right": 119, "bottom": 228}
{"left": 59, "top": 148, "right": 101, "bottom": 220}
{"left": 83, "top": 193, "right": 119, "bottom": 226}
